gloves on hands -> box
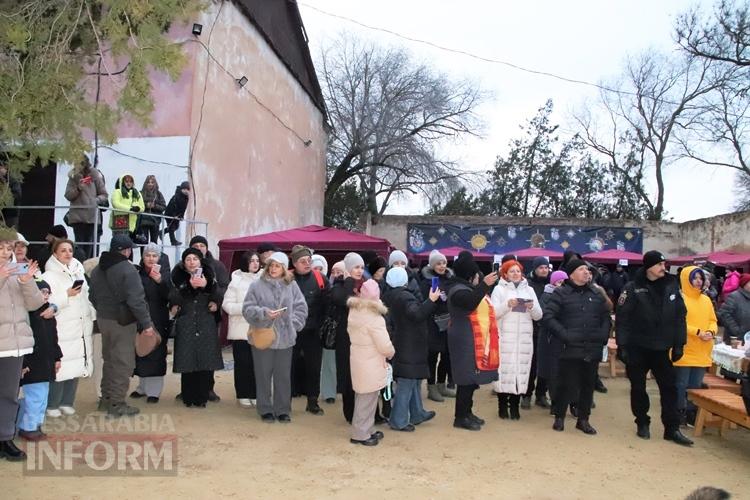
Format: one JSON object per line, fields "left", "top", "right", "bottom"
{"left": 131, "top": 206, "right": 141, "bottom": 212}
{"left": 671, "top": 346, "right": 684, "bottom": 363}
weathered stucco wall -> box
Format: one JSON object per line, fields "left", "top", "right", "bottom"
{"left": 369, "top": 213, "right": 749, "bottom": 258}
{"left": 188, "top": 3, "right": 326, "bottom": 246}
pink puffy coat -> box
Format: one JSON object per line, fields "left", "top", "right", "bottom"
{"left": 347, "top": 296, "right": 395, "bottom": 394}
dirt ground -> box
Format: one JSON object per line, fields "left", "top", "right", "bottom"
{"left": 5, "top": 357, "right": 750, "bottom": 500}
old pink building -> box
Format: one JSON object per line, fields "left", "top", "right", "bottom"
{"left": 20, "top": 1, "right": 327, "bottom": 253}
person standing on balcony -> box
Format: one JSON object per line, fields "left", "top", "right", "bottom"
{"left": 64, "top": 156, "right": 108, "bottom": 259}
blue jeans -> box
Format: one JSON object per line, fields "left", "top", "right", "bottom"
{"left": 674, "top": 366, "right": 705, "bottom": 411}
{"left": 18, "top": 382, "right": 50, "bottom": 431}
{"left": 389, "top": 378, "right": 431, "bottom": 429}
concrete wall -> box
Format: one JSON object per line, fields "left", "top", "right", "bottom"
{"left": 187, "top": 3, "right": 327, "bottom": 248}
{"left": 369, "top": 212, "right": 749, "bottom": 258}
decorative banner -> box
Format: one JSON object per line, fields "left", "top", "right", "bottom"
{"left": 407, "top": 223, "right": 643, "bottom": 255}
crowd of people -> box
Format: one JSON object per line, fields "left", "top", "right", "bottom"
{"left": 2, "top": 215, "right": 750, "bottom": 459}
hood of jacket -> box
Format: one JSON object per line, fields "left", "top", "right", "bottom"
{"left": 680, "top": 265, "right": 704, "bottom": 300}
{"left": 44, "top": 253, "right": 84, "bottom": 278}
{"left": 231, "top": 268, "right": 260, "bottom": 282}
{"left": 347, "top": 296, "right": 388, "bottom": 315}
{"left": 497, "top": 277, "right": 529, "bottom": 292}
{"left": 98, "top": 250, "right": 130, "bottom": 272}
{"left": 543, "top": 283, "right": 557, "bottom": 294}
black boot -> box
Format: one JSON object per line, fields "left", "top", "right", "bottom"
{"left": 0, "top": 440, "right": 27, "bottom": 461}
{"left": 497, "top": 394, "right": 509, "bottom": 419}
{"left": 636, "top": 423, "right": 650, "bottom": 439}
{"left": 306, "top": 398, "right": 325, "bottom": 416}
{"left": 552, "top": 416, "right": 565, "bottom": 431}
{"left": 576, "top": 419, "right": 597, "bottom": 435}
{"left": 453, "top": 417, "right": 481, "bottom": 431}
{"left": 664, "top": 429, "right": 694, "bottom": 446}
{"left": 509, "top": 395, "right": 521, "bottom": 420}
{"left": 594, "top": 377, "right": 608, "bottom": 393}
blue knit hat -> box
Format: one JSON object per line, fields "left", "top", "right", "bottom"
{"left": 386, "top": 267, "right": 408, "bottom": 288}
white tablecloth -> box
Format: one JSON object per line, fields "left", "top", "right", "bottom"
{"left": 712, "top": 344, "right": 747, "bottom": 372}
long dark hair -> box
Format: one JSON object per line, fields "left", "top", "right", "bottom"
{"left": 116, "top": 174, "right": 141, "bottom": 201}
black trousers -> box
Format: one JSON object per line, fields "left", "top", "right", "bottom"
{"left": 181, "top": 371, "right": 212, "bottom": 405}
{"left": 71, "top": 222, "right": 97, "bottom": 259}
{"left": 291, "top": 328, "right": 323, "bottom": 399}
{"left": 625, "top": 346, "right": 680, "bottom": 431}
{"left": 232, "top": 340, "right": 256, "bottom": 399}
{"left": 138, "top": 223, "right": 159, "bottom": 244}
{"left": 454, "top": 384, "right": 478, "bottom": 419}
{"left": 427, "top": 349, "right": 452, "bottom": 385}
{"left": 525, "top": 333, "right": 548, "bottom": 399}
{"left": 553, "top": 358, "right": 598, "bottom": 419}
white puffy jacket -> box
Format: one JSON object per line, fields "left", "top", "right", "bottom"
{"left": 490, "top": 278, "right": 542, "bottom": 395}
{"left": 42, "top": 255, "right": 95, "bottom": 381}
{"left": 222, "top": 269, "right": 260, "bottom": 341}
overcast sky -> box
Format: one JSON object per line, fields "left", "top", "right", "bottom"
{"left": 299, "top": 0, "right": 737, "bottom": 222}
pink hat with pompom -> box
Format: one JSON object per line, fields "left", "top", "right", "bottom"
{"left": 359, "top": 279, "right": 381, "bottom": 300}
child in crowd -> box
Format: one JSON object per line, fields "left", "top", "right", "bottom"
{"left": 17, "top": 279, "right": 62, "bottom": 441}
{"left": 347, "top": 279, "right": 394, "bottom": 446}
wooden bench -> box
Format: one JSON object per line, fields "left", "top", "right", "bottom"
{"left": 687, "top": 389, "right": 750, "bottom": 437}
{"left": 703, "top": 373, "right": 741, "bottom": 395}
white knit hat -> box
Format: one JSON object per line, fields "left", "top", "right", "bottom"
{"left": 311, "top": 254, "right": 328, "bottom": 275}
{"left": 388, "top": 250, "right": 408, "bottom": 267}
{"left": 267, "top": 251, "right": 289, "bottom": 269}
{"left": 344, "top": 252, "right": 364, "bottom": 272}
{"left": 428, "top": 249, "right": 446, "bottom": 269}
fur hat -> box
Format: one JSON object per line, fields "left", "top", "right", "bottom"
{"left": 267, "top": 251, "right": 289, "bottom": 269}
{"left": 388, "top": 250, "right": 408, "bottom": 267}
{"left": 386, "top": 267, "right": 408, "bottom": 288}
{"left": 290, "top": 244, "right": 312, "bottom": 263}
{"left": 344, "top": 252, "right": 364, "bottom": 272}
{"left": 428, "top": 249, "right": 447, "bottom": 269}
{"left": 550, "top": 270, "right": 568, "bottom": 285}
{"left": 643, "top": 250, "right": 666, "bottom": 271}
{"left": 360, "top": 279, "right": 381, "bottom": 300}
{"left": 453, "top": 251, "right": 479, "bottom": 281}
{"left": 367, "top": 256, "right": 387, "bottom": 277}
{"left": 311, "top": 254, "right": 328, "bottom": 275}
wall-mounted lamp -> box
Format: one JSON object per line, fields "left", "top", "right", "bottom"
{"left": 192, "top": 23, "right": 203, "bottom": 36}
{"left": 237, "top": 76, "right": 248, "bottom": 88}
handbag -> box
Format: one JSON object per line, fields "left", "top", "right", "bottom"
{"left": 135, "top": 330, "right": 162, "bottom": 357}
{"left": 248, "top": 326, "right": 276, "bottom": 350}
{"left": 320, "top": 315, "right": 338, "bottom": 350}
{"left": 112, "top": 213, "right": 129, "bottom": 230}
{"left": 433, "top": 312, "right": 450, "bottom": 332}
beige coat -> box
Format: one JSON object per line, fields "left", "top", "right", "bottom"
{"left": 347, "top": 297, "right": 395, "bottom": 394}
{"left": 0, "top": 274, "right": 45, "bottom": 358}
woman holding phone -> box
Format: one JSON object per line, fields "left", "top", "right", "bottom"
{"left": 490, "top": 260, "right": 542, "bottom": 420}
{"left": 242, "top": 252, "right": 307, "bottom": 423}
{"left": 42, "top": 239, "right": 95, "bottom": 417}
{"left": 131, "top": 243, "right": 172, "bottom": 403}
{"left": 169, "top": 248, "right": 223, "bottom": 407}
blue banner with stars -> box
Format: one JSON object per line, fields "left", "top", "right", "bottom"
{"left": 407, "top": 224, "right": 643, "bottom": 255}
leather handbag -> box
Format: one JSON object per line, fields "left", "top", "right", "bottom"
{"left": 433, "top": 312, "right": 451, "bottom": 332}
{"left": 135, "top": 330, "right": 162, "bottom": 357}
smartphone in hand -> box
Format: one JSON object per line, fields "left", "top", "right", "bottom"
{"left": 492, "top": 262, "right": 500, "bottom": 273}
{"left": 431, "top": 276, "right": 439, "bottom": 291}
{"left": 192, "top": 267, "right": 203, "bottom": 278}
{"left": 7, "top": 263, "right": 30, "bottom": 276}
{"left": 270, "top": 307, "right": 288, "bottom": 314}
{"left": 71, "top": 279, "right": 85, "bottom": 289}
{"left": 152, "top": 264, "right": 161, "bottom": 273}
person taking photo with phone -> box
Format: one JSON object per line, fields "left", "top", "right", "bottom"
{"left": 41, "top": 239, "right": 95, "bottom": 418}
{"left": 63, "top": 155, "right": 108, "bottom": 259}
{"left": 0, "top": 230, "right": 43, "bottom": 461}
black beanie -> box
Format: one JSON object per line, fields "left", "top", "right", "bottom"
{"left": 181, "top": 247, "right": 203, "bottom": 263}
{"left": 35, "top": 278, "right": 51, "bottom": 292}
{"left": 454, "top": 251, "right": 480, "bottom": 281}
{"left": 643, "top": 250, "right": 666, "bottom": 270}
{"left": 531, "top": 256, "right": 549, "bottom": 272}
{"left": 49, "top": 224, "right": 68, "bottom": 239}
{"left": 189, "top": 235, "right": 208, "bottom": 247}
{"left": 564, "top": 258, "right": 588, "bottom": 276}
{"left": 501, "top": 254, "right": 517, "bottom": 264}
{"left": 367, "top": 256, "right": 387, "bottom": 277}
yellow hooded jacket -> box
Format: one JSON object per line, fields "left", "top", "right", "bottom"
{"left": 674, "top": 266, "right": 717, "bottom": 367}
{"left": 110, "top": 174, "right": 145, "bottom": 232}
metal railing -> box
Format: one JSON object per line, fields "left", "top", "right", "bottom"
{"left": 7, "top": 204, "right": 209, "bottom": 263}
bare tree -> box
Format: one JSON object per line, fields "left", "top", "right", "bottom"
{"left": 675, "top": 0, "right": 750, "bottom": 67}
{"left": 319, "top": 34, "right": 484, "bottom": 224}
{"left": 573, "top": 52, "right": 719, "bottom": 220}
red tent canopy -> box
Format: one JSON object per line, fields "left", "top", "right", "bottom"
{"left": 412, "top": 246, "right": 495, "bottom": 261}
{"left": 670, "top": 251, "right": 750, "bottom": 268}
{"left": 511, "top": 247, "right": 564, "bottom": 260}
{"left": 583, "top": 249, "right": 643, "bottom": 264}
{"left": 218, "top": 225, "right": 392, "bottom": 271}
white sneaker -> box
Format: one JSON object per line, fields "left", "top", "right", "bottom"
{"left": 46, "top": 408, "right": 62, "bottom": 418}
{"left": 237, "top": 398, "right": 252, "bottom": 408}
{"left": 250, "top": 399, "right": 256, "bottom": 407}
{"left": 59, "top": 406, "right": 76, "bottom": 416}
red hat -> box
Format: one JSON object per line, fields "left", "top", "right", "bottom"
{"left": 739, "top": 273, "right": 750, "bottom": 289}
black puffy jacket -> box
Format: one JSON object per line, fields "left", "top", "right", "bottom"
{"left": 382, "top": 286, "right": 435, "bottom": 379}
{"left": 294, "top": 270, "right": 329, "bottom": 331}
{"left": 543, "top": 281, "right": 611, "bottom": 361}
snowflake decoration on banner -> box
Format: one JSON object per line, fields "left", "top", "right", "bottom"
{"left": 566, "top": 229, "right": 576, "bottom": 239}
{"left": 624, "top": 231, "right": 634, "bottom": 240}
{"left": 486, "top": 227, "right": 496, "bottom": 237}
{"left": 428, "top": 236, "right": 438, "bottom": 246}
{"left": 496, "top": 237, "right": 506, "bottom": 247}
{"left": 437, "top": 226, "right": 447, "bottom": 236}
{"left": 560, "top": 240, "right": 570, "bottom": 249}
{"left": 450, "top": 232, "right": 460, "bottom": 242}
{"left": 604, "top": 230, "right": 615, "bottom": 241}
